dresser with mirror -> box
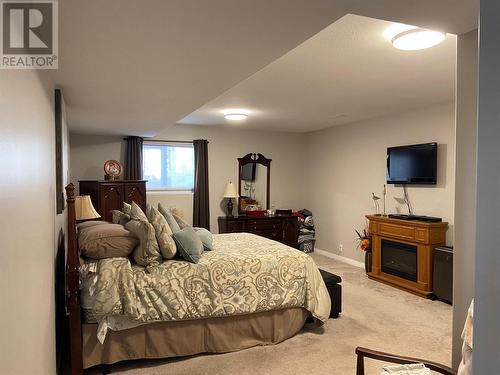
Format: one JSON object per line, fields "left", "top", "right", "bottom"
{"left": 218, "top": 153, "right": 298, "bottom": 248}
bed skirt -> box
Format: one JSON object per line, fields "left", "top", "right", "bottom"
{"left": 82, "top": 307, "right": 309, "bottom": 369}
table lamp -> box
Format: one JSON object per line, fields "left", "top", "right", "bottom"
{"left": 75, "top": 195, "right": 101, "bottom": 221}
{"left": 223, "top": 181, "right": 239, "bottom": 218}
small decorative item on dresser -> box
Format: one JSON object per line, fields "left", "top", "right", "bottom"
{"left": 222, "top": 181, "right": 239, "bottom": 218}
{"left": 104, "top": 159, "right": 123, "bottom": 180}
{"left": 355, "top": 228, "right": 372, "bottom": 273}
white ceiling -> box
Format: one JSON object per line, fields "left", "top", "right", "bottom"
{"left": 54, "top": 0, "right": 477, "bottom": 136}
{"left": 179, "top": 14, "right": 457, "bottom": 132}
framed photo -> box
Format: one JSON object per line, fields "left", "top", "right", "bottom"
{"left": 55, "top": 89, "right": 69, "bottom": 214}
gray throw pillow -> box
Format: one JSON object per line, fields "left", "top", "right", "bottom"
{"left": 125, "top": 219, "right": 162, "bottom": 267}
{"left": 148, "top": 206, "right": 177, "bottom": 259}
{"left": 111, "top": 210, "right": 130, "bottom": 226}
{"left": 193, "top": 227, "right": 213, "bottom": 251}
{"left": 172, "top": 227, "right": 204, "bottom": 263}
{"left": 79, "top": 223, "right": 138, "bottom": 259}
{"left": 158, "top": 203, "right": 181, "bottom": 233}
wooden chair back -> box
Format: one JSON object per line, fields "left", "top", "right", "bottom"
{"left": 355, "top": 347, "right": 456, "bottom": 375}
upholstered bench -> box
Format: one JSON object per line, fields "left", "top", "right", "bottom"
{"left": 319, "top": 269, "right": 342, "bottom": 318}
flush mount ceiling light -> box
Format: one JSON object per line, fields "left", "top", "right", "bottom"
{"left": 384, "top": 23, "right": 446, "bottom": 51}
{"left": 222, "top": 109, "right": 250, "bottom": 121}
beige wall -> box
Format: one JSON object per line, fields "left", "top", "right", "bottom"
{"left": 303, "top": 103, "right": 456, "bottom": 262}
{"left": 70, "top": 125, "right": 306, "bottom": 231}
{"left": 0, "top": 71, "right": 57, "bottom": 374}
{"left": 452, "top": 29, "right": 477, "bottom": 368}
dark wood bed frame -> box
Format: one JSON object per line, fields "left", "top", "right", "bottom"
{"left": 65, "top": 183, "right": 84, "bottom": 374}
{"left": 64, "top": 182, "right": 313, "bottom": 375}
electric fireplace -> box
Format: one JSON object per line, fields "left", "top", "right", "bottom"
{"left": 381, "top": 239, "right": 417, "bottom": 282}
{"left": 366, "top": 215, "right": 448, "bottom": 298}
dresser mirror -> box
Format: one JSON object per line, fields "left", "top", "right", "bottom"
{"left": 237, "top": 153, "right": 271, "bottom": 214}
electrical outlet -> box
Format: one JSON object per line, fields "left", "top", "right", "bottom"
{"left": 338, "top": 244, "right": 344, "bottom": 253}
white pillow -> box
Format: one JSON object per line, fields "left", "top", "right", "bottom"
{"left": 381, "top": 363, "right": 430, "bottom": 375}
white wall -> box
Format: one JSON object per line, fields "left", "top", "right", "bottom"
{"left": 452, "top": 29, "right": 478, "bottom": 368}
{"left": 474, "top": 2, "right": 500, "bottom": 372}
{"left": 0, "top": 71, "right": 57, "bottom": 374}
{"left": 70, "top": 125, "right": 306, "bottom": 231}
{"left": 303, "top": 103, "right": 456, "bottom": 262}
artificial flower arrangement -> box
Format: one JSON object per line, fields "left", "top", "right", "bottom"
{"left": 355, "top": 229, "right": 371, "bottom": 251}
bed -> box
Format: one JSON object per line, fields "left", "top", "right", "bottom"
{"left": 64, "top": 184, "right": 330, "bottom": 374}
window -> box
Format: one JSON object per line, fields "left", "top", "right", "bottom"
{"left": 143, "top": 142, "right": 194, "bottom": 191}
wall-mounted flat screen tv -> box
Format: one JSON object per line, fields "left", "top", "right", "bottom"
{"left": 386, "top": 142, "right": 437, "bottom": 185}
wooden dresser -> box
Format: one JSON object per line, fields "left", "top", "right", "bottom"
{"left": 79, "top": 180, "right": 147, "bottom": 222}
{"left": 218, "top": 215, "right": 298, "bottom": 248}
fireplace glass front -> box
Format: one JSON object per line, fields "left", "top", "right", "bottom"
{"left": 381, "top": 239, "right": 417, "bottom": 282}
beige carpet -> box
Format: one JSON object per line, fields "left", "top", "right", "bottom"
{"left": 88, "top": 253, "right": 452, "bottom": 375}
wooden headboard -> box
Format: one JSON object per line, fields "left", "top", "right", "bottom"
{"left": 65, "top": 183, "right": 83, "bottom": 374}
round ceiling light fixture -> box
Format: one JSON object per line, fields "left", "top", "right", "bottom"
{"left": 390, "top": 27, "right": 446, "bottom": 50}
{"left": 222, "top": 109, "right": 250, "bottom": 121}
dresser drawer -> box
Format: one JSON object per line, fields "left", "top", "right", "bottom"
{"left": 253, "top": 230, "right": 281, "bottom": 241}
{"left": 247, "top": 222, "right": 282, "bottom": 231}
{"left": 247, "top": 219, "right": 281, "bottom": 230}
{"left": 226, "top": 221, "right": 245, "bottom": 232}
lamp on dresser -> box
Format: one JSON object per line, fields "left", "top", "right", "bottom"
{"left": 223, "top": 181, "right": 239, "bottom": 218}
{"left": 74, "top": 195, "right": 101, "bottom": 222}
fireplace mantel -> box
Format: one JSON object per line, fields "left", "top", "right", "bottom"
{"left": 366, "top": 215, "right": 448, "bottom": 298}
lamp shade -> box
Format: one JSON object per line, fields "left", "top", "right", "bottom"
{"left": 223, "top": 181, "right": 239, "bottom": 198}
{"left": 75, "top": 195, "right": 101, "bottom": 220}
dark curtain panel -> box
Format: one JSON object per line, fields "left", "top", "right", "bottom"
{"left": 125, "top": 136, "right": 144, "bottom": 180}
{"left": 193, "top": 139, "right": 210, "bottom": 229}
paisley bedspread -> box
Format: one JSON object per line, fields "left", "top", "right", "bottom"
{"left": 90, "top": 233, "right": 330, "bottom": 341}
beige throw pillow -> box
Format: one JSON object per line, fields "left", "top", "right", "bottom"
{"left": 77, "top": 220, "right": 108, "bottom": 231}
{"left": 125, "top": 219, "right": 162, "bottom": 267}
{"left": 122, "top": 202, "right": 132, "bottom": 216}
{"left": 79, "top": 223, "right": 138, "bottom": 259}
{"left": 148, "top": 206, "right": 177, "bottom": 259}
{"left": 111, "top": 210, "right": 130, "bottom": 226}
{"left": 172, "top": 212, "right": 189, "bottom": 229}
{"left": 130, "top": 201, "right": 148, "bottom": 222}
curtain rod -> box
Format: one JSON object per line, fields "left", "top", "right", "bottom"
{"left": 123, "top": 138, "right": 209, "bottom": 144}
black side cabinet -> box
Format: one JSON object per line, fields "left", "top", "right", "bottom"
{"left": 433, "top": 246, "right": 453, "bottom": 304}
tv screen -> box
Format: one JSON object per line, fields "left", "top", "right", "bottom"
{"left": 386, "top": 142, "right": 437, "bottom": 185}
{"left": 241, "top": 163, "right": 256, "bottom": 181}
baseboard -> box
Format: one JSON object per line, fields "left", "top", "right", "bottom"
{"left": 314, "top": 248, "right": 365, "bottom": 269}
